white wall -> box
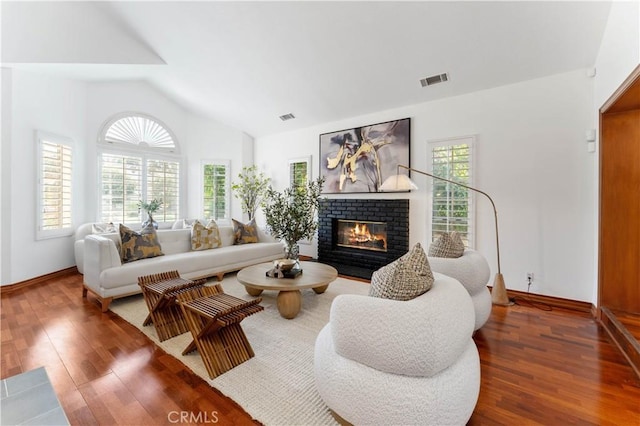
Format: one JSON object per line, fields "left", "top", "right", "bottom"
{"left": 1, "top": 68, "right": 12, "bottom": 285}
{"left": 85, "top": 80, "right": 189, "bottom": 221}
{"left": 594, "top": 1, "right": 640, "bottom": 109}
{"left": 256, "top": 69, "right": 596, "bottom": 302}
{"left": 85, "top": 81, "right": 253, "bottom": 224}
{"left": 1, "top": 77, "right": 252, "bottom": 284}
{"left": 4, "top": 69, "right": 88, "bottom": 284}
{"left": 183, "top": 114, "right": 253, "bottom": 223}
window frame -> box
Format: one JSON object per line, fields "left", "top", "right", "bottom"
{"left": 36, "top": 130, "right": 74, "bottom": 240}
{"left": 201, "top": 159, "right": 231, "bottom": 225}
{"left": 427, "top": 135, "right": 476, "bottom": 248}
{"left": 289, "top": 156, "right": 313, "bottom": 245}
{"left": 97, "top": 113, "right": 183, "bottom": 226}
{"left": 288, "top": 156, "right": 312, "bottom": 189}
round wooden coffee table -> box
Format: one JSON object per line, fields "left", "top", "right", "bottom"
{"left": 236, "top": 261, "right": 338, "bottom": 319}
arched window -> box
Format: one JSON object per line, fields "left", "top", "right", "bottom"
{"left": 98, "top": 113, "right": 181, "bottom": 224}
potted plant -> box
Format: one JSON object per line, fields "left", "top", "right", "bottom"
{"left": 263, "top": 177, "right": 324, "bottom": 262}
{"left": 231, "top": 165, "right": 271, "bottom": 221}
{"left": 138, "top": 198, "right": 163, "bottom": 229}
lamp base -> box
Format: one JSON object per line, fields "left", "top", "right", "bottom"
{"left": 491, "top": 273, "right": 513, "bottom": 306}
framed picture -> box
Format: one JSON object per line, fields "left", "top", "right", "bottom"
{"left": 319, "top": 117, "right": 410, "bottom": 193}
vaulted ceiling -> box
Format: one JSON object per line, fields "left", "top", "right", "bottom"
{"left": 1, "top": 1, "right": 612, "bottom": 138}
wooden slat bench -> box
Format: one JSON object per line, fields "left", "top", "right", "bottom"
{"left": 137, "top": 270, "right": 207, "bottom": 341}
{"left": 177, "top": 288, "right": 263, "bottom": 379}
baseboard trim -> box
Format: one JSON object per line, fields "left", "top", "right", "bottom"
{"left": 599, "top": 307, "right": 640, "bottom": 379}
{"left": 1, "top": 267, "right": 79, "bottom": 295}
{"left": 500, "top": 288, "right": 594, "bottom": 314}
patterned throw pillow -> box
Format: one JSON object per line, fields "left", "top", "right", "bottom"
{"left": 428, "top": 231, "right": 465, "bottom": 258}
{"left": 92, "top": 222, "right": 117, "bottom": 234}
{"left": 369, "top": 243, "right": 434, "bottom": 301}
{"left": 119, "top": 223, "right": 164, "bottom": 263}
{"left": 232, "top": 219, "right": 259, "bottom": 244}
{"left": 191, "top": 220, "right": 222, "bottom": 251}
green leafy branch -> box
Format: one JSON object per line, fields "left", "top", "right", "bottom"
{"left": 231, "top": 165, "right": 271, "bottom": 220}
{"left": 263, "top": 177, "right": 325, "bottom": 246}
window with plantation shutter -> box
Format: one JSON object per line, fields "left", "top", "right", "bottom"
{"left": 98, "top": 113, "right": 182, "bottom": 225}
{"left": 100, "top": 153, "right": 143, "bottom": 224}
{"left": 289, "top": 156, "right": 311, "bottom": 190}
{"left": 147, "top": 159, "right": 180, "bottom": 222}
{"left": 202, "top": 161, "right": 230, "bottom": 221}
{"left": 37, "top": 132, "right": 73, "bottom": 239}
{"left": 429, "top": 136, "right": 475, "bottom": 248}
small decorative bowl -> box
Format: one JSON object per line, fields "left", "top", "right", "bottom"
{"left": 274, "top": 258, "right": 297, "bottom": 271}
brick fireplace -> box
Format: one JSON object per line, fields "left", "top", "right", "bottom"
{"left": 318, "top": 199, "right": 409, "bottom": 279}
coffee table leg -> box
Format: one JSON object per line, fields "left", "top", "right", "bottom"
{"left": 313, "top": 284, "right": 329, "bottom": 294}
{"left": 245, "top": 286, "right": 263, "bottom": 297}
{"left": 277, "top": 290, "right": 302, "bottom": 319}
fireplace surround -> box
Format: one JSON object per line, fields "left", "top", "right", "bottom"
{"left": 318, "top": 199, "right": 409, "bottom": 279}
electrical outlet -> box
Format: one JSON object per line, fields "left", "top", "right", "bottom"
{"left": 526, "top": 272, "right": 534, "bottom": 282}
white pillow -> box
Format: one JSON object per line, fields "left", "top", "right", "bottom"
{"left": 92, "top": 222, "right": 117, "bottom": 234}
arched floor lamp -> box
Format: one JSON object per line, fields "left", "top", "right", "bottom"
{"left": 379, "top": 165, "right": 512, "bottom": 306}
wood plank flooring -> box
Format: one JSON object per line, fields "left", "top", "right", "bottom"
{"left": 2, "top": 273, "right": 640, "bottom": 425}
{"left": 612, "top": 309, "right": 640, "bottom": 342}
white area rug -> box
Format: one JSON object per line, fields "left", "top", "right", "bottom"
{"left": 109, "top": 274, "right": 369, "bottom": 425}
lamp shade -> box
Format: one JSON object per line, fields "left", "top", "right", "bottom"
{"left": 379, "top": 174, "right": 418, "bottom": 191}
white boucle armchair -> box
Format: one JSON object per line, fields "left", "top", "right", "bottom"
{"left": 314, "top": 273, "right": 480, "bottom": 425}
{"left": 428, "top": 249, "right": 492, "bottom": 330}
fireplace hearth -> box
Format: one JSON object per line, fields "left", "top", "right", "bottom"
{"left": 318, "top": 199, "right": 409, "bottom": 279}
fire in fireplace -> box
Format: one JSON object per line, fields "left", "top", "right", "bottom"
{"left": 336, "top": 220, "right": 387, "bottom": 252}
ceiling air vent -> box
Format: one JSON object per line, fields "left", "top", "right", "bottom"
{"left": 279, "top": 113, "right": 296, "bottom": 121}
{"left": 420, "top": 73, "right": 449, "bottom": 87}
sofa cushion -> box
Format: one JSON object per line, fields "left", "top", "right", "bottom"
{"left": 428, "top": 231, "right": 465, "bottom": 258}
{"left": 120, "top": 224, "right": 164, "bottom": 263}
{"left": 232, "top": 219, "right": 259, "bottom": 244}
{"left": 369, "top": 243, "right": 434, "bottom": 301}
{"left": 190, "top": 220, "right": 222, "bottom": 250}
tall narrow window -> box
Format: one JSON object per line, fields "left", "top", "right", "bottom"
{"left": 202, "top": 160, "right": 230, "bottom": 221}
{"left": 98, "top": 113, "right": 182, "bottom": 224}
{"left": 37, "top": 131, "right": 73, "bottom": 239}
{"left": 429, "top": 136, "right": 475, "bottom": 248}
{"left": 289, "top": 156, "right": 311, "bottom": 189}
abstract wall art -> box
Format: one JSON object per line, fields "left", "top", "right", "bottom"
{"left": 319, "top": 118, "right": 410, "bottom": 193}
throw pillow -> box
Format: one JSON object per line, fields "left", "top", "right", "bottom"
{"left": 119, "top": 223, "right": 164, "bottom": 263}
{"left": 191, "top": 219, "right": 222, "bottom": 251}
{"left": 428, "top": 231, "right": 465, "bottom": 258}
{"left": 92, "top": 222, "right": 117, "bottom": 234}
{"left": 232, "top": 219, "right": 259, "bottom": 244}
{"left": 369, "top": 242, "right": 434, "bottom": 301}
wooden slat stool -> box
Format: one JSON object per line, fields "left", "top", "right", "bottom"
{"left": 177, "top": 289, "right": 263, "bottom": 379}
{"left": 137, "top": 270, "right": 207, "bottom": 342}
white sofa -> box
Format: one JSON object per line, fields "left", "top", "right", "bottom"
{"left": 79, "top": 223, "right": 284, "bottom": 312}
{"left": 428, "top": 249, "right": 492, "bottom": 330}
{"left": 314, "top": 273, "right": 480, "bottom": 425}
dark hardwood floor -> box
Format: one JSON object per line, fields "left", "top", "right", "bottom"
{"left": 2, "top": 273, "right": 639, "bottom": 425}
{"left": 612, "top": 309, "right": 640, "bottom": 342}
